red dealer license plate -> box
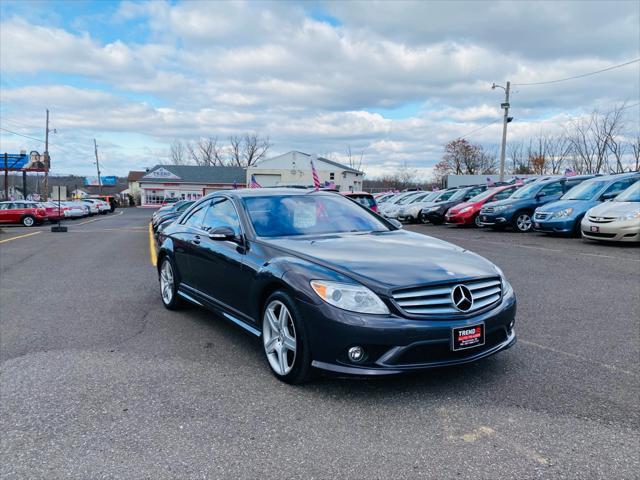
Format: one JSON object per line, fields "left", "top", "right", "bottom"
{"left": 452, "top": 324, "right": 485, "bottom": 351}
{"left": 590, "top": 226, "right": 600, "bottom": 233}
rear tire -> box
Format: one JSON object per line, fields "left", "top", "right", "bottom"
{"left": 22, "top": 215, "right": 35, "bottom": 227}
{"left": 262, "top": 291, "right": 312, "bottom": 384}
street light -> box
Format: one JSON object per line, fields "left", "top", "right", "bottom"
{"left": 492, "top": 81, "right": 511, "bottom": 182}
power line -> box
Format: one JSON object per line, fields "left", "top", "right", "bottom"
{"left": 513, "top": 58, "right": 640, "bottom": 86}
{"left": 0, "top": 127, "right": 46, "bottom": 143}
{"left": 459, "top": 119, "right": 501, "bottom": 139}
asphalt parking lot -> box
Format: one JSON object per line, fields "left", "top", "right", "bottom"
{"left": 1, "top": 208, "right": 638, "bottom": 479}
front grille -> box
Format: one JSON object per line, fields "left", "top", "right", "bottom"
{"left": 482, "top": 207, "right": 494, "bottom": 214}
{"left": 534, "top": 212, "right": 549, "bottom": 220}
{"left": 588, "top": 215, "right": 616, "bottom": 224}
{"left": 583, "top": 230, "right": 616, "bottom": 238}
{"left": 392, "top": 278, "right": 502, "bottom": 316}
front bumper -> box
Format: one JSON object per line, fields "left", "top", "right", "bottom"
{"left": 478, "top": 211, "right": 513, "bottom": 226}
{"left": 533, "top": 216, "right": 575, "bottom": 234}
{"left": 581, "top": 218, "right": 640, "bottom": 242}
{"left": 299, "top": 286, "right": 517, "bottom": 375}
{"left": 446, "top": 211, "right": 475, "bottom": 225}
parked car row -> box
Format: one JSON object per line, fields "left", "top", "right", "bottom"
{"left": 374, "top": 172, "right": 640, "bottom": 243}
{"left": 0, "top": 198, "right": 115, "bottom": 226}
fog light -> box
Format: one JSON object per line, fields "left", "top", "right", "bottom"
{"left": 348, "top": 346, "right": 365, "bottom": 363}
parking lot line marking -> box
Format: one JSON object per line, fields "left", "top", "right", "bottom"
{"left": 148, "top": 223, "right": 157, "bottom": 267}
{"left": 0, "top": 231, "right": 42, "bottom": 245}
{"left": 76, "top": 210, "right": 124, "bottom": 226}
{"left": 520, "top": 339, "right": 637, "bottom": 377}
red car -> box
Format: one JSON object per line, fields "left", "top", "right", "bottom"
{"left": 445, "top": 185, "right": 519, "bottom": 227}
{"left": 0, "top": 201, "right": 48, "bottom": 227}
{"left": 40, "top": 202, "right": 67, "bottom": 221}
{"left": 341, "top": 191, "right": 378, "bottom": 212}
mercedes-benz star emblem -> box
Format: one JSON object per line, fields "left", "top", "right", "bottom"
{"left": 451, "top": 285, "right": 473, "bottom": 312}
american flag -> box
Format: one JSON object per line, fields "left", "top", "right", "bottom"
{"left": 564, "top": 168, "right": 576, "bottom": 177}
{"left": 486, "top": 177, "right": 495, "bottom": 186}
{"left": 310, "top": 156, "right": 321, "bottom": 190}
{"left": 323, "top": 180, "right": 336, "bottom": 189}
{"left": 515, "top": 177, "right": 525, "bottom": 186}
{"left": 250, "top": 175, "right": 262, "bottom": 188}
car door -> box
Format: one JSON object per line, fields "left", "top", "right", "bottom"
{"left": 0, "top": 203, "right": 12, "bottom": 223}
{"left": 172, "top": 204, "right": 208, "bottom": 289}
{"left": 192, "top": 197, "right": 247, "bottom": 312}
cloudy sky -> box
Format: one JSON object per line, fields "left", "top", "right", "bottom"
{"left": 1, "top": 0, "right": 638, "bottom": 178}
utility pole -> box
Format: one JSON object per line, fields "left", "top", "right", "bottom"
{"left": 43, "top": 109, "right": 50, "bottom": 200}
{"left": 94, "top": 138, "right": 102, "bottom": 195}
{"left": 492, "top": 81, "right": 512, "bottom": 182}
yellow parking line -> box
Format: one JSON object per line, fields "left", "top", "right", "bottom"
{"left": 76, "top": 210, "right": 124, "bottom": 226}
{"left": 148, "top": 222, "right": 157, "bottom": 266}
{"left": 0, "top": 231, "right": 42, "bottom": 245}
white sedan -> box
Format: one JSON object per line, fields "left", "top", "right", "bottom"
{"left": 581, "top": 181, "right": 640, "bottom": 243}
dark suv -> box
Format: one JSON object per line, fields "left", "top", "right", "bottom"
{"left": 479, "top": 175, "right": 596, "bottom": 232}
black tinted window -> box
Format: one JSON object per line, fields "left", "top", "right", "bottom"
{"left": 202, "top": 198, "right": 241, "bottom": 234}
{"left": 539, "top": 183, "right": 563, "bottom": 196}
{"left": 182, "top": 206, "right": 207, "bottom": 228}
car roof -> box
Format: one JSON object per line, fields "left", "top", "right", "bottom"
{"left": 342, "top": 191, "right": 372, "bottom": 196}
{"left": 581, "top": 172, "right": 640, "bottom": 182}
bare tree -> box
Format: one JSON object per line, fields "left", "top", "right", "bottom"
{"left": 507, "top": 140, "right": 530, "bottom": 174}
{"left": 346, "top": 145, "right": 364, "bottom": 171}
{"left": 543, "top": 133, "right": 572, "bottom": 174}
{"left": 187, "top": 137, "right": 224, "bottom": 166}
{"left": 168, "top": 140, "right": 189, "bottom": 165}
{"left": 631, "top": 133, "right": 640, "bottom": 172}
{"left": 228, "top": 133, "right": 272, "bottom": 167}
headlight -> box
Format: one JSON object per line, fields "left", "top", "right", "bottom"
{"left": 427, "top": 206, "right": 440, "bottom": 212}
{"left": 459, "top": 206, "right": 472, "bottom": 214}
{"left": 618, "top": 211, "right": 640, "bottom": 221}
{"left": 310, "top": 280, "right": 390, "bottom": 314}
{"left": 493, "top": 205, "right": 510, "bottom": 213}
{"left": 551, "top": 208, "right": 574, "bottom": 218}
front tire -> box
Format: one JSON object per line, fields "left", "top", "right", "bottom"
{"left": 474, "top": 214, "right": 484, "bottom": 228}
{"left": 22, "top": 215, "right": 35, "bottom": 227}
{"left": 418, "top": 211, "right": 430, "bottom": 224}
{"left": 513, "top": 211, "right": 533, "bottom": 233}
{"left": 159, "top": 256, "right": 182, "bottom": 310}
{"left": 262, "top": 291, "right": 312, "bottom": 384}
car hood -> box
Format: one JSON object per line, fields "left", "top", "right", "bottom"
{"left": 265, "top": 230, "right": 501, "bottom": 291}
{"left": 538, "top": 199, "right": 596, "bottom": 214}
{"left": 587, "top": 201, "right": 640, "bottom": 217}
{"left": 484, "top": 197, "right": 528, "bottom": 208}
{"left": 448, "top": 201, "right": 475, "bottom": 213}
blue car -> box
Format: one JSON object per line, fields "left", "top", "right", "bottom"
{"left": 479, "top": 175, "right": 596, "bottom": 232}
{"left": 533, "top": 173, "right": 640, "bottom": 236}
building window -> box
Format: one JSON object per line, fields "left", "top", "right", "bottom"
{"left": 330, "top": 172, "right": 335, "bottom": 180}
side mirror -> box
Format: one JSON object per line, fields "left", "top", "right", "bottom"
{"left": 536, "top": 192, "right": 546, "bottom": 200}
{"left": 208, "top": 226, "right": 237, "bottom": 240}
{"left": 600, "top": 192, "right": 616, "bottom": 201}
{"left": 388, "top": 218, "right": 403, "bottom": 229}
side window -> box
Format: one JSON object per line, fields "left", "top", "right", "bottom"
{"left": 493, "top": 189, "right": 513, "bottom": 201}
{"left": 467, "top": 187, "right": 484, "bottom": 198}
{"left": 202, "top": 198, "right": 241, "bottom": 234}
{"left": 602, "top": 179, "right": 635, "bottom": 197}
{"left": 540, "top": 183, "right": 563, "bottom": 197}
{"left": 0, "top": 203, "right": 8, "bottom": 210}
{"left": 182, "top": 206, "right": 207, "bottom": 228}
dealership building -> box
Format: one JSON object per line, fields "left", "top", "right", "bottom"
{"left": 138, "top": 165, "right": 246, "bottom": 206}
{"left": 247, "top": 151, "right": 364, "bottom": 192}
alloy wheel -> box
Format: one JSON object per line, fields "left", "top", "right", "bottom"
{"left": 516, "top": 214, "right": 532, "bottom": 232}
{"left": 263, "top": 300, "right": 297, "bottom": 376}
{"left": 23, "top": 216, "right": 34, "bottom": 227}
{"left": 474, "top": 214, "right": 483, "bottom": 228}
{"left": 160, "top": 259, "right": 174, "bottom": 304}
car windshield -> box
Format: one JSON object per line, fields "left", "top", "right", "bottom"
{"left": 561, "top": 181, "right": 606, "bottom": 200}
{"left": 395, "top": 193, "right": 420, "bottom": 205}
{"left": 409, "top": 192, "right": 436, "bottom": 203}
{"left": 614, "top": 181, "right": 640, "bottom": 202}
{"left": 347, "top": 194, "right": 375, "bottom": 208}
{"left": 448, "top": 189, "right": 469, "bottom": 201}
{"left": 244, "top": 194, "right": 389, "bottom": 237}
{"left": 434, "top": 190, "right": 457, "bottom": 202}
{"left": 509, "top": 183, "right": 541, "bottom": 199}
{"left": 469, "top": 188, "right": 506, "bottom": 202}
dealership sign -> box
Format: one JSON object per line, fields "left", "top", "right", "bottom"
{"left": 143, "top": 167, "right": 181, "bottom": 180}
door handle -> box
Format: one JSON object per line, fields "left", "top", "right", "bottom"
{"left": 192, "top": 235, "right": 201, "bottom": 245}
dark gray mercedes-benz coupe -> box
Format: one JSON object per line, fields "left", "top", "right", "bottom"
{"left": 157, "top": 188, "right": 516, "bottom": 384}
